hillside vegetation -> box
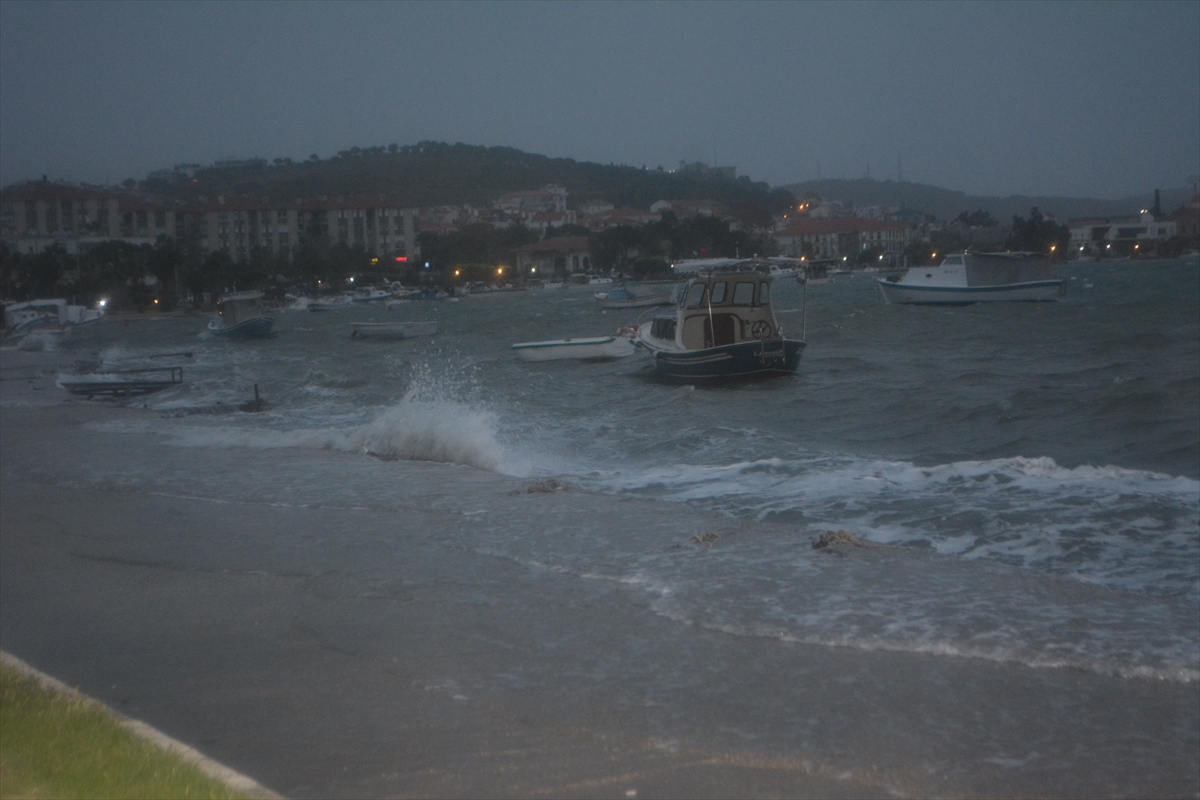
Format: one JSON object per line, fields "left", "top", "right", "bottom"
{"left": 146, "top": 141, "right": 796, "bottom": 212}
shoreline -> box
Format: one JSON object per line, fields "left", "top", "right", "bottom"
{"left": 2, "top": 347, "right": 1197, "bottom": 799}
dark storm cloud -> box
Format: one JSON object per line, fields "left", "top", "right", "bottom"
{"left": 1, "top": 1, "right": 1197, "bottom": 197}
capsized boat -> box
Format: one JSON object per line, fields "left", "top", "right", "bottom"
{"left": 512, "top": 327, "right": 638, "bottom": 362}
{"left": 593, "top": 285, "right": 676, "bottom": 309}
{"left": 349, "top": 321, "right": 438, "bottom": 339}
{"left": 3, "top": 298, "right": 105, "bottom": 342}
{"left": 637, "top": 261, "right": 805, "bottom": 380}
{"left": 876, "top": 252, "right": 1064, "bottom": 304}
{"left": 208, "top": 290, "right": 274, "bottom": 337}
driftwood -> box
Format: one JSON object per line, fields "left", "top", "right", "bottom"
{"left": 812, "top": 530, "right": 879, "bottom": 551}
{"left": 510, "top": 479, "right": 571, "bottom": 496}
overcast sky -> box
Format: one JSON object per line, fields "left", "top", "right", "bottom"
{"left": 1, "top": 1, "right": 1197, "bottom": 199}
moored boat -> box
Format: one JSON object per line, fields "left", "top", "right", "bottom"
{"left": 3, "top": 298, "right": 105, "bottom": 343}
{"left": 208, "top": 290, "right": 274, "bottom": 337}
{"left": 637, "top": 261, "right": 805, "bottom": 380}
{"left": 876, "top": 252, "right": 1064, "bottom": 304}
{"left": 512, "top": 329, "right": 637, "bottom": 362}
{"left": 349, "top": 321, "right": 438, "bottom": 339}
{"left": 593, "top": 285, "right": 676, "bottom": 310}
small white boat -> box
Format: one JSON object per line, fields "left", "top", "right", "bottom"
{"left": 349, "top": 321, "right": 438, "bottom": 339}
{"left": 512, "top": 329, "right": 637, "bottom": 362}
{"left": 586, "top": 274, "right": 615, "bottom": 286}
{"left": 3, "top": 298, "right": 105, "bottom": 342}
{"left": 876, "top": 252, "right": 1064, "bottom": 305}
{"left": 208, "top": 290, "right": 274, "bottom": 337}
{"left": 307, "top": 296, "right": 346, "bottom": 311}
{"left": 594, "top": 285, "right": 676, "bottom": 309}
{"left": 767, "top": 259, "right": 802, "bottom": 278}
{"left": 351, "top": 287, "right": 392, "bottom": 302}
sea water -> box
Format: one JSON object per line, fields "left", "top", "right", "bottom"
{"left": 10, "top": 258, "right": 1198, "bottom": 792}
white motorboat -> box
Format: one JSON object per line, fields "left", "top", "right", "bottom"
{"left": 637, "top": 261, "right": 805, "bottom": 380}
{"left": 512, "top": 328, "right": 638, "bottom": 362}
{"left": 877, "top": 252, "right": 1064, "bottom": 305}
{"left": 351, "top": 287, "right": 392, "bottom": 302}
{"left": 208, "top": 290, "right": 274, "bottom": 337}
{"left": 3, "top": 298, "right": 105, "bottom": 343}
{"left": 349, "top": 321, "right": 438, "bottom": 339}
{"left": 767, "top": 258, "right": 802, "bottom": 278}
{"left": 586, "top": 274, "right": 615, "bottom": 286}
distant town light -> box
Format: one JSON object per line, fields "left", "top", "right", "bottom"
{"left": 394, "top": 256, "right": 407, "bottom": 262}
{"left": 97, "top": 298, "right": 107, "bottom": 308}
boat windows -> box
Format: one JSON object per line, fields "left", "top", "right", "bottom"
{"left": 759, "top": 282, "right": 770, "bottom": 305}
{"left": 709, "top": 281, "right": 727, "bottom": 304}
{"left": 685, "top": 283, "right": 706, "bottom": 308}
{"left": 732, "top": 282, "right": 756, "bottom": 305}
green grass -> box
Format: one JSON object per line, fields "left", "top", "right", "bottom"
{"left": 0, "top": 664, "right": 247, "bottom": 799}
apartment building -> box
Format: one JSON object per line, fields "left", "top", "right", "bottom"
{"left": 0, "top": 181, "right": 174, "bottom": 254}
{"left": 774, "top": 217, "right": 910, "bottom": 259}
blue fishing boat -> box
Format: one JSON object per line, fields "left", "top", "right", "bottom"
{"left": 208, "top": 290, "right": 274, "bottom": 337}
{"left": 636, "top": 261, "right": 805, "bottom": 380}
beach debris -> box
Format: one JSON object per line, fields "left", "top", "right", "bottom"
{"left": 691, "top": 532, "right": 721, "bottom": 547}
{"left": 510, "top": 479, "right": 570, "bottom": 495}
{"left": 238, "top": 383, "right": 269, "bottom": 412}
{"left": 365, "top": 450, "right": 398, "bottom": 462}
{"left": 812, "top": 530, "right": 876, "bottom": 551}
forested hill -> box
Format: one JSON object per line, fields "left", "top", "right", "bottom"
{"left": 781, "top": 178, "right": 1192, "bottom": 222}
{"left": 143, "top": 141, "right": 796, "bottom": 212}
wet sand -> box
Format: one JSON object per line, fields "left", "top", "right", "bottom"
{"left": 2, "top": 348, "right": 1196, "bottom": 799}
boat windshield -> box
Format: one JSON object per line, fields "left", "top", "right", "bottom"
{"left": 709, "top": 282, "right": 727, "bottom": 304}
{"left": 759, "top": 282, "right": 770, "bottom": 305}
{"left": 732, "top": 282, "right": 756, "bottom": 305}
{"left": 684, "top": 283, "right": 706, "bottom": 308}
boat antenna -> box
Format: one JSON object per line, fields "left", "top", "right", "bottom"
{"left": 706, "top": 271, "right": 715, "bottom": 345}
{"left": 802, "top": 271, "right": 808, "bottom": 341}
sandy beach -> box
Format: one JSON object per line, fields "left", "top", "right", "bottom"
{"left": 2, "top": 345, "right": 1196, "bottom": 799}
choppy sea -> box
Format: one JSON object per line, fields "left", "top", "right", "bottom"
{"left": 15, "top": 258, "right": 1200, "bottom": 690}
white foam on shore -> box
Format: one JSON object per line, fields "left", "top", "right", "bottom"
{"left": 580, "top": 454, "right": 1200, "bottom": 599}
{"left": 94, "top": 363, "right": 532, "bottom": 475}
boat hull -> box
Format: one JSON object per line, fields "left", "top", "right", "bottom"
{"left": 208, "top": 316, "right": 274, "bottom": 337}
{"left": 350, "top": 321, "right": 437, "bottom": 339}
{"left": 512, "top": 336, "right": 636, "bottom": 362}
{"left": 876, "top": 279, "right": 1064, "bottom": 305}
{"left": 648, "top": 338, "right": 805, "bottom": 380}
{"left": 594, "top": 291, "right": 675, "bottom": 310}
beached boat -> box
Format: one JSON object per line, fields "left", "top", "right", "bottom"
{"left": 637, "top": 261, "right": 805, "bottom": 380}
{"left": 876, "top": 252, "right": 1064, "bottom": 304}
{"left": 594, "top": 285, "right": 676, "bottom": 310}
{"left": 208, "top": 290, "right": 274, "bottom": 337}
{"left": 2, "top": 298, "right": 105, "bottom": 343}
{"left": 349, "top": 321, "right": 438, "bottom": 339}
{"left": 512, "top": 328, "right": 637, "bottom": 362}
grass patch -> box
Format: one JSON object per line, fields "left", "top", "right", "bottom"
{"left": 0, "top": 663, "right": 246, "bottom": 799}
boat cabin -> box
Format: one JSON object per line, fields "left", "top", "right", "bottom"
{"left": 654, "top": 269, "right": 783, "bottom": 350}
{"left": 216, "top": 291, "right": 265, "bottom": 326}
